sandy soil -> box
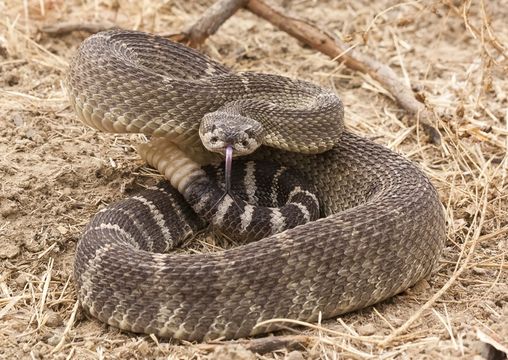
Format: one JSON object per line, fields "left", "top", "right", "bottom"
{"left": 0, "top": 0, "right": 507, "bottom": 359}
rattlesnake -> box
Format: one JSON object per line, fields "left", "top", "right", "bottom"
{"left": 67, "top": 30, "right": 446, "bottom": 341}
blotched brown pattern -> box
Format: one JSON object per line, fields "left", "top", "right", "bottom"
{"left": 67, "top": 30, "right": 445, "bottom": 341}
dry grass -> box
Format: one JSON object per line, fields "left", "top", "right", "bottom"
{"left": 0, "top": 0, "right": 507, "bottom": 359}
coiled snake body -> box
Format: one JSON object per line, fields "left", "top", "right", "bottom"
{"left": 67, "top": 30, "right": 446, "bottom": 341}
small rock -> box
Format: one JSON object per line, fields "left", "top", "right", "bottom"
{"left": 0, "top": 43, "right": 8, "bottom": 58}
{"left": 23, "top": 235, "right": 45, "bottom": 252}
{"left": 357, "top": 323, "right": 377, "bottom": 336}
{"left": 0, "top": 199, "right": 18, "bottom": 217}
{"left": 286, "top": 350, "right": 304, "bottom": 360}
{"left": 46, "top": 332, "right": 61, "bottom": 346}
{"left": 390, "top": 318, "right": 404, "bottom": 327}
{"left": 472, "top": 267, "right": 487, "bottom": 275}
{"left": 0, "top": 242, "right": 20, "bottom": 259}
{"left": 5, "top": 73, "right": 19, "bottom": 86}
{"left": 56, "top": 225, "right": 68, "bottom": 235}
{"left": 498, "top": 239, "right": 507, "bottom": 252}
{"left": 45, "top": 310, "right": 63, "bottom": 328}
{"left": 208, "top": 345, "right": 255, "bottom": 360}
{"left": 25, "top": 128, "right": 37, "bottom": 140}
{"left": 15, "top": 273, "right": 29, "bottom": 287}
{"left": 11, "top": 113, "right": 24, "bottom": 127}
{"left": 32, "top": 133, "right": 44, "bottom": 144}
{"left": 408, "top": 279, "right": 431, "bottom": 294}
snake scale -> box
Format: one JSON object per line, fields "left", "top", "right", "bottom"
{"left": 66, "top": 30, "right": 446, "bottom": 341}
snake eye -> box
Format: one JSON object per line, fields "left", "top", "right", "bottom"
{"left": 210, "top": 136, "right": 218, "bottom": 143}
{"left": 241, "top": 140, "right": 249, "bottom": 147}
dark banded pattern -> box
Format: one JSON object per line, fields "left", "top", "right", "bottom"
{"left": 81, "top": 160, "right": 319, "bottom": 254}
{"left": 193, "top": 160, "right": 319, "bottom": 242}
{"left": 80, "top": 182, "right": 204, "bottom": 254}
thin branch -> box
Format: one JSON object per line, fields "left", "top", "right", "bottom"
{"left": 170, "top": 0, "right": 249, "bottom": 47}
{"left": 40, "top": 21, "right": 116, "bottom": 35}
{"left": 40, "top": 21, "right": 178, "bottom": 39}
{"left": 199, "top": 335, "right": 309, "bottom": 354}
{"left": 242, "top": 335, "right": 309, "bottom": 354}
{"left": 245, "top": 0, "right": 441, "bottom": 144}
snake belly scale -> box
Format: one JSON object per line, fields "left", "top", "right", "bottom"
{"left": 67, "top": 30, "right": 446, "bottom": 341}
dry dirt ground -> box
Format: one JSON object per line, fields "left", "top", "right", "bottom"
{"left": 0, "top": 0, "right": 507, "bottom": 359}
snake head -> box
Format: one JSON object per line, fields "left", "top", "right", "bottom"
{"left": 199, "top": 111, "right": 264, "bottom": 156}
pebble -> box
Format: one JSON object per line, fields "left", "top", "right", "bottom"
{"left": 57, "top": 225, "right": 68, "bottom": 235}
{"left": 357, "top": 323, "right": 377, "bottom": 336}
{"left": 15, "top": 273, "right": 29, "bottom": 287}
{"left": 286, "top": 350, "right": 304, "bottom": 360}
{"left": 208, "top": 345, "right": 255, "bottom": 360}
{"left": 0, "top": 242, "right": 20, "bottom": 259}
{"left": 0, "top": 199, "right": 18, "bottom": 218}
{"left": 45, "top": 310, "right": 64, "bottom": 328}
{"left": 46, "top": 332, "right": 61, "bottom": 346}
{"left": 472, "top": 267, "right": 487, "bottom": 275}
{"left": 410, "top": 279, "right": 431, "bottom": 293}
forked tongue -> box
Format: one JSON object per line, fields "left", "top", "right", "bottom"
{"left": 225, "top": 144, "right": 233, "bottom": 193}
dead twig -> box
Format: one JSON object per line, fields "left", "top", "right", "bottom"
{"left": 40, "top": 21, "right": 177, "bottom": 39}
{"left": 40, "top": 21, "right": 116, "bottom": 35}
{"left": 242, "top": 335, "right": 308, "bottom": 354}
{"left": 200, "top": 335, "right": 309, "bottom": 354}
{"left": 171, "top": 0, "right": 249, "bottom": 47}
